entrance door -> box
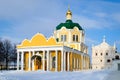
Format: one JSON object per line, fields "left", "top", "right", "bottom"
{"left": 118, "top": 63, "right": 120, "bottom": 71}
{"left": 31, "top": 55, "right": 42, "bottom": 70}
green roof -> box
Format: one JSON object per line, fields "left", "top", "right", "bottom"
{"left": 56, "top": 20, "right": 83, "bottom": 30}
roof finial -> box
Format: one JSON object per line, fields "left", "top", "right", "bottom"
{"left": 66, "top": 5, "right": 72, "bottom": 20}
{"left": 68, "top": 5, "right": 70, "bottom": 10}
{"left": 103, "top": 35, "right": 106, "bottom": 42}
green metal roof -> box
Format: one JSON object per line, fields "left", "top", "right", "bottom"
{"left": 56, "top": 20, "right": 83, "bottom": 30}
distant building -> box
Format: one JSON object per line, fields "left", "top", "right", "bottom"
{"left": 16, "top": 8, "right": 90, "bottom": 71}
{"left": 111, "top": 52, "right": 120, "bottom": 71}
{"left": 92, "top": 37, "right": 117, "bottom": 70}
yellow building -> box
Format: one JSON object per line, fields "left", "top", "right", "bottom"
{"left": 17, "top": 8, "right": 90, "bottom": 71}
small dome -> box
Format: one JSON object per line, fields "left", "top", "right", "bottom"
{"left": 66, "top": 9, "right": 72, "bottom": 16}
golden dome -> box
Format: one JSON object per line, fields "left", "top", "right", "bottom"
{"left": 66, "top": 8, "right": 72, "bottom": 20}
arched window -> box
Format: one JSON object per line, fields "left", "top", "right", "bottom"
{"left": 52, "top": 57, "right": 56, "bottom": 68}
{"left": 106, "top": 53, "right": 108, "bottom": 56}
{"left": 115, "top": 55, "right": 119, "bottom": 60}
{"left": 101, "top": 53, "right": 102, "bottom": 56}
{"left": 73, "top": 35, "right": 75, "bottom": 41}
{"left": 64, "top": 35, "right": 66, "bottom": 41}
{"left": 61, "top": 35, "right": 67, "bottom": 42}
{"left": 96, "top": 53, "right": 97, "bottom": 56}
{"left": 73, "top": 35, "right": 78, "bottom": 42}
{"left": 107, "top": 59, "right": 111, "bottom": 63}
{"left": 61, "top": 35, "right": 63, "bottom": 41}
{"left": 76, "top": 35, "right": 78, "bottom": 42}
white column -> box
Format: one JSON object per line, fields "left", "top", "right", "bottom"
{"left": 67, "top": 52, "right": 70, "bottom": 71}
{"left": 28, "top": 51, "right": 31, "bottom": 71}
{"left": 79, "top": 58, "right": 80, "bottom": 70}
{"left": 47, "top": 50, "right": 49, "bottom": 71}
{"left": 21, "top": 51, "right": 24, "bottom": 70}
{"left": 83, "top": 55, "right": 85, "bottom": 69}
{"left": 84, "top": 56, "right": 86, "bottom": 69}
{"left": 43, "top": 51, "right": 45, "bottom": 71}
{"left": 61, "top": 50, "right": 63, "bottom": 71}
{"left": 17, "top": 51, "right": 19, "bottom": 70}
{"left": 77, "top": 59, "right": 78, "bottom": 70}
{"left": 81, "top": 55, "right": 83, "bottom": 70}
{"left": 55, "top": 50, "right": 58, "bottom": 71}
{"left": 49, "top": 54, "right": 52, "bottom": 70}
{"left": 64, "top": 51, "right": 66, "bottom": 71}
{"left": 32, "top": 51, "right": 35, "bottom": 71}
{"left": 85, "top": 56, "right": 86, "bottom": 69}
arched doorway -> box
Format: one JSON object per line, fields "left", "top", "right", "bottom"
{"left": 31, "top": 55, "right": 42, "bottom": 70}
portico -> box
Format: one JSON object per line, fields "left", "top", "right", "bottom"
{"left": 17, "top": 46, "right": 89, "bottom": 71}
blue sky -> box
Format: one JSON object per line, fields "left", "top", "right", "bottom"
{"left": 0, "top": 0, "right": 120, "bottom": 55}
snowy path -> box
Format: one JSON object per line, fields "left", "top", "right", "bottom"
{"left": 104, "top": 71, "right": 120, "bottom": 80}
{"left": 0, "top": 70, "right": 111, "bottom": 80}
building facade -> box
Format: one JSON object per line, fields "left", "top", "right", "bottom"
{"left": 92, "top": 37, "right": 119, "bottom": 70}
{"left": 17, "top": 8, "right": 90, "bottom": 71}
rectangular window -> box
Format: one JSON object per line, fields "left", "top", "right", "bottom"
{"left": 73, "top": 35, "right": 75, "bottom": 41}
{"left": 61, "top": 35, "right": 63, "bottom": 41}
{"left": 73, "top": 35, "right": 78, "bottom": 42}
{"left": 64, "top": 35, "right": 66, "bottom": 41}
{"left": 61, "top": 35, "right": 67, "bottom": 42}
{"left": 76, "top": 35, "right": 78, "bottom": 42}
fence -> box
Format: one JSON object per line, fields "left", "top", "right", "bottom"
{"left": 0, "top": 65, "right": 17, "bottom": 70}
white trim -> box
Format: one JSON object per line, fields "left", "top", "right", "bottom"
{"left": 43, "top": 50, "right": 45, "bottom": 71}
{"left": 68, "top": 52, "right": 70, "bottom": 71}
{"left": 64, "top": 51, "right": 66, "bottom": 71}
{"left": 17, "top": 46, "right": 87, "bottom": 56}
{"left": 47, "top": 50, "right": 49, "bottom": 71}
{"left": 61, "top": 51, "right": 63, "bottom": 71}
{"left": 36, "top": 52, "right": 42, "bottom": 57}
{"left": 28, "top": 51, "right": 31, "bottom": 71}
{"left": 32, "top": 51, "right": 35, "bottom": 71}
{"left": 49, "top": 51, "right": 51, "bottom": 70}
{"left": 21, "top": 51, "right": 24, "bottom": 70}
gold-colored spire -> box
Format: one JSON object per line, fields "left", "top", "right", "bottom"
{"left": 66, "top": 5, "right": 72, "bottom": 20}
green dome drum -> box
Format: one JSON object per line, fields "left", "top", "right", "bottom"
{"left": 56, "top": 20, "right": 83, "bottom": 30}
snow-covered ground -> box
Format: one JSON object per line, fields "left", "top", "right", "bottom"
{"left": 0, "top": 70, "right": 119, "bottom": 80}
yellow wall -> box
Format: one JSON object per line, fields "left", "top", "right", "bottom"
{"left": 17, "top": 33, "right": 61, "bottom": 48}
{"left": 58, "top": 51, "right": 61, "bottom": 71}
{"left": 17, "top": 32, "right": 89, "bottom": 71}
{"left": 24, "top": 52, "right": 29, "bottom": 71}
{"left": 54, "top": 27, "right": 85, "bottom": 51}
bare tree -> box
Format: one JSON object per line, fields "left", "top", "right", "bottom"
{"left": 0, "top": 38, "right": 17, "bottom": 70}
{"left": 10, "top": 44, "right": 17, "bottom": 68}
{"left": 0, "top": 39, "right": 5, "bottom": 65}
{"left": 3, "top": 39, "right": 12, "bottom": 69}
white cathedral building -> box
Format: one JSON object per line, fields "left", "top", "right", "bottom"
{"left": 92, "top": 37, "right": 120, "bottom": 70}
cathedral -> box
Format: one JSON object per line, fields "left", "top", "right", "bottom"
{"left": 17, "top": 8, "right": 90, "bottom": 71}
{"left": 92, "top": 37, "right": 120, "bottom": 70}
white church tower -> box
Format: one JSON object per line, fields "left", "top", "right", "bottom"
{"left": 92, "top": 36, "right": 116, "bottom": 70}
